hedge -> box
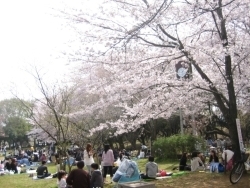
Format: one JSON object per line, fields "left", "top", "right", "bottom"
{"left": 153, "top": 134, "right": 205, "bottom": 160}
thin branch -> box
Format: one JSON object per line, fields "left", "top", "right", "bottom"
{"left": 137, "top": 36, "right": 176, "bottom": 48}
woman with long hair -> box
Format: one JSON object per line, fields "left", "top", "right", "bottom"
{"left": 190, "top": 151, "right": 204, "bottom": 171}
{"left": 102, "top": 144, "right": 114, "bottom": 183}
{"left": 84, "top": 143, "right": 94, "bottom": 174}
{"left": 179, "top": 153, "right": 191, "bottom": 171}
{"left": 209, "top": 150, "right": 219, "bottom": 163}
{"left": 10, "top": 158, "right": 18, "bottom": 174}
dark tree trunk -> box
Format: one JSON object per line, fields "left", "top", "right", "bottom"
{"left": 116, "top": 136, "right": 125, "bottom": 149}
{"left": 128, "top": 139, "right": 137, "bottom": 150}
{"left": 217, "top": 0, "right": 240, "bottom": 160}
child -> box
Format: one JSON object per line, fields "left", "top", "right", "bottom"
{"left": 57, "top": 170, "right": 67, "bottom": 188}
{"left": 90, "top": 163, "right": 103, "bottom": 188}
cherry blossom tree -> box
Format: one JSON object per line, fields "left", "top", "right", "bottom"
{"left": 17, "top": 69, "right": 89, "bottom": 172}
{"left": 57, "top": 0, "right": 250, "bottom": 159}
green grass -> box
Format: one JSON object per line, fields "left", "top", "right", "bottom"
{"left": 0, "top": 164, "right": 58, "bottom": 188}
{"left": 0, "top": 158, "right": 179, "bottom": 188}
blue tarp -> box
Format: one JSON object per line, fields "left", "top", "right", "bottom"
{"left": 112, "top": 159, "right": 140, "bottom": 183}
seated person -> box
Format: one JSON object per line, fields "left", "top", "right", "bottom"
{"left": 5, "top": 157, "right": 11, "bottom": 171}
{"left": 191, "top": 152, "right": 204, "bottom": 171}
{"left": 33, "top": 151, "right": 39, "bottom": 162}
{"left": 197, "top": 152, "right": 206, "bottom": 165}
{"left": 141, "top": 156, "right": 158, "bottom": 179}
{"left": 36, "top": 160, "right": 51, "bottom": 178}
{"left": 179, "top": 153, "right": 191, "bottom": 171}
{"left": 40, "top": 154, "right": 47, "bottom": 162}
{"left": 0, "top": 160, "right": 4, "bottom": 171}
{"left": 57, "top": 170, "right": 67, "bottom": 188}
{"left": 209, "top": 150, "right": 219, "bottom": 163}
{"left": 222, "top": 147, "right": 234, "bottom": 171}
{"left": 9, "top": 158, "right": 18, "bottom": 173}
{"left": 112, "top": 153, "right": 124, "bottom": 174}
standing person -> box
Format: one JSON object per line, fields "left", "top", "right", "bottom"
{"left": 55, "top": 153, "right": 61, "bottom": 172}
{"left": 36, "top": 161, "right": 51, "bottom": 178}
{"left": 141, "top": 144, "right": 147, "bottom": 158}
{"left": 216, "top": 139, "right": 222, "bottom": 152}
{"left": 57, "top": 170, "right": 67, "bottom": 188}
{"left": 66, "top": 161, "right": 90, "bottom": 188}
{"left": 90, "top": 163, "right": 103, "bottom": 188}
{"left": 84, "top": 143, "right": 94, "bottom": 174}
{"left": 3, "top": 145, "right": 7, "bottom": 157}
{"left": 221, "top": 138, "right": 226, "bottom": 151}
{"left": 102, "top": 144, "right": 114, "bottom": 183}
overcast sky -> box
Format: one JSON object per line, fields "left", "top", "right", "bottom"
{"left": 0, "top": 0, "right": 90, "bottom": 100}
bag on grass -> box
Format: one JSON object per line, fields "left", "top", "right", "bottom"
{"left": 218, "top": 163, "right": 224, "bottom": 173}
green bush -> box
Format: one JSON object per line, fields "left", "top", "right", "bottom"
{"left": 153, "top": 134, "right": 205, "bottom": 160}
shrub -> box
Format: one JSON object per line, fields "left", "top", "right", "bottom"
{"left": 153, "top": 134, "right": 205, "bottom": 160}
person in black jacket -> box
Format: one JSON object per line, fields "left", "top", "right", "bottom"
{"left": 209, "top": 150, "right": 219, "bottom": 163}
{"left": 179, "top": 153, "right": 191, "bottom": 171}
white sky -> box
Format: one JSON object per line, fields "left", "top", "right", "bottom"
{"left": 0, "top": 0, "right": 91, "bottom": 100}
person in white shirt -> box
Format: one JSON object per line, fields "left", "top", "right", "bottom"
{"left": 84, "top": 143, "right": 94, "bottom": 174}
{"left": 191, "top": 152, "right": 204, "bottom": 171}
{"left": 57, "top": 170, "right": 67, "bottom": 188}
{"left": 222, "top": 148, "right": 234, "bottom": 170}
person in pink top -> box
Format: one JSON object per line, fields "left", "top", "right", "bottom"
{"left": 102, "top": 144, "right": 114, "bottom": 183}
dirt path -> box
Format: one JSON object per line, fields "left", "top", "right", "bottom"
{"left": 155, "top": 172, "right": 250, "bottom": 188}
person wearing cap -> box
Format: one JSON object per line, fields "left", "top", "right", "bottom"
{"left": 36, "top": 161, "right": 51, "bottom": 178}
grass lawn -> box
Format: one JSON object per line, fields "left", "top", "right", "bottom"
{"left": 1, "top": 156, "right": 250, "bottom": 188}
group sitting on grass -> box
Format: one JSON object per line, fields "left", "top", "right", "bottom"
{"left": 178, "top": 147, "right": 234, "bottom": 172}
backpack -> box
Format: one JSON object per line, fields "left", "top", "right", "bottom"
{"left": 218, "top": 163, "right": 224, "bottom": 173}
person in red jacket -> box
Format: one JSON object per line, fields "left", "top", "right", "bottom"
{"left": 66, "top": 161, "right": 90, "bottom": 188}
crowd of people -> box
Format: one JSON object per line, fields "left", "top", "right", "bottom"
{"left": 0, "top": 140, "right": 238, "bottom": 188}
{"left": 0, "top": 146, "right": 52, "bottom": 175}
{"left": 178, "top": 145, "right": 235, "bottom": 172}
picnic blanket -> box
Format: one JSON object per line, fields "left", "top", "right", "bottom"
{"left": 27, "top": 170, "right": 37, "bottom": 174}
{"left": 32, "top": 176, "right": 53, "bottom": 180}
{"left": 156, "top": 176, "right": 172, "bottom": 180}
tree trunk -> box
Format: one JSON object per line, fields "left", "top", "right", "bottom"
{"left": 116, "top": 137, "right": 125, "bottom": 149}
{"left": 128, "top": 138, "right": 137, "bottom": 150}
